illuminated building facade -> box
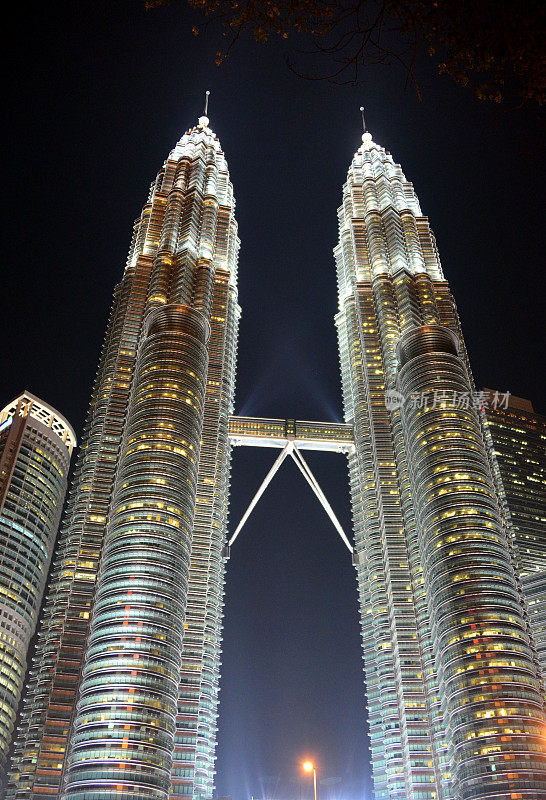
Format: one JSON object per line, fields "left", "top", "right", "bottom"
{"left": 7, "top": 112, "right": 240, "bottom": 800}
{"left": 484, "top": 392, "right": 546, "bottom": 678}
{"left": 5, "top": 114, "right": 546, "bottom": 800}
{"left": 0, "top": 392, "right": 75, "bottom": 788}
{"left": 335, "top": 129, "right": 546, "bottom": 799}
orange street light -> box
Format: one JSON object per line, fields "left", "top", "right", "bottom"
{"left": 302, "top": 761, "right": 317, "bottom": 800}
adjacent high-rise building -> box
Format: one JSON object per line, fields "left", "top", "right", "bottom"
{"left": 484, "top": 391, "right": 546, "bottom": 677}
{"left": 0, "top": 392, "right": 75, "bottom": 788}
{"left": 7, "top": 112, "right": 240, "bottom": 800}
{"left": 335, "top": 130, "right": 546, "bottom": 799}
{"left": 5, "top": 113, "right": 546, "bottom": 800}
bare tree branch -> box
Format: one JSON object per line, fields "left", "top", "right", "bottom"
{"left": 147, "top": 0, "right": 546, "bottom": 106}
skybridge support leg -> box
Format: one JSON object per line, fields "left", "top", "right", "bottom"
{"left": 290, "top": 445, "right": 353, "bottom": 554}
{"left": 226, "top": 441, "right": 353, "bottom": 557}
{"left": 227, "top": 442, "right": 292, "bottom": 549}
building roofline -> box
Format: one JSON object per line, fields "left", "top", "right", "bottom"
{"left": 0, "top": 390, "right": 77, "bottom": 451}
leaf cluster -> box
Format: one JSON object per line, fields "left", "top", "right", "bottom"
{"left": 394, "top": 0, "right": 546, "bottom": 105}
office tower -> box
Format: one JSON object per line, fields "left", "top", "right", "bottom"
{"left": 484, "top": 391, "right": 546, "bottom": 677}
{"left": 7, "top": 111, "right": 240, "bottom": 800}
{"left": 0, "top": 392, "right": 75, "bottom": 787}
{"left": 335, "top": 130, "right": 546, "bottom": 799}
{"left": 7, "top": 110, "right": 546, "bottom": 800}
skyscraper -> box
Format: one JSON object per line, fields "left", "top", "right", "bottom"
{"left": 335, "top": 129, "right": 546, "bottom": 799}
{"left": 7, "top": 111, "right": 240, "bottom": 800}
{"left": 0, "top": 392, "right": 75, "bottom": 788}
{"left": 6, "top": 112, "right": 546, "bottom": 800}
{"left": 484, "top": 392, "right": 546, "bottom": 678}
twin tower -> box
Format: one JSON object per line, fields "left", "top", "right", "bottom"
{"left": 6, "top": 112, "right": 546, "bottom": 800}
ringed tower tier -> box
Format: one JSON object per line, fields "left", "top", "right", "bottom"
{"left": 7, "top": 109, "right": 240, "bottom": 800}
{"left": 335, "top": 128, "right": 546, "bottom": 800}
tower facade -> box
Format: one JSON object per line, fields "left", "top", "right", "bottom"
{"left": 6, "top": 115, "right": 546, "bottom": 800}
{"left": 0, "top": 392, "right": 75, "bottom": 787}
{"left": 335, "top": 131, "right": 546, "bottom": 799}
{"left": 7, "top": 114, "right": 240, "bottom": 800}
{"left": 484, "top": 392, "right": 546, "bottom": 678}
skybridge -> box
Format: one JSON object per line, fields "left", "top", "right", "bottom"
{"left": 228, "top": 415, "right": 355, "bottom": 453}
{"left": 226, "top": 416, "right": 356, "bottom": 558}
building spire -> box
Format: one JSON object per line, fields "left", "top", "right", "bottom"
{"left": 198, "top": 90, "right": 210, "bottom": 128}
{"left": 360, "top": 105, "right": 373, "bottom": 149}
{"left": 360, "top": 106, "right": 366, "bottom": 134}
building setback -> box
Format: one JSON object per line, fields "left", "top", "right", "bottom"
{"left": 484, "top": 392, "right": 546, "bottom": 680}
{"left": 335, "top": 130, "right": 546, "bottom": 799}
{"left": 7, "top": 113, "right": 240, "bottom": 800}
{"left": 0, "top": 392, "right": 75, "bottom": 789}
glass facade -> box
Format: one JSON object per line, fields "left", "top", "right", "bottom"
{"left": 6, "top": 114, "right": 240, "bottom": 800}
{"left": 483, "top": 393, "right": 546, "bottom": 680}
{"left": 5, "top": 116, "right": 546, "bottom": 800}
{"left": 0, "top": 392, "right": 75, "bottom": 790}
{"left": 335, "top": 131, "right": 546, "bottom": 799}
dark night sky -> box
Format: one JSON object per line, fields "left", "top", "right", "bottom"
{"left": 3, "top": 2, "right": 545, "bottom": 799}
